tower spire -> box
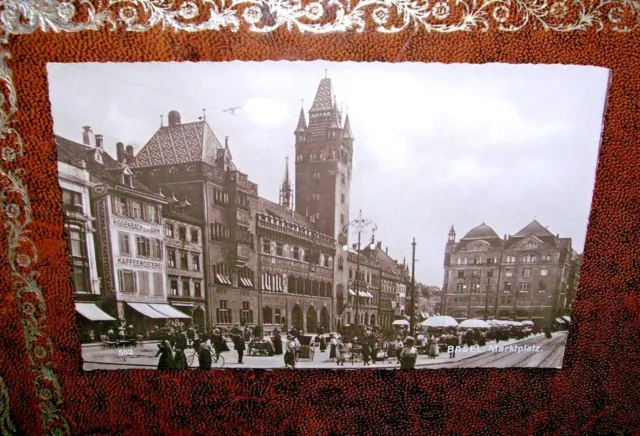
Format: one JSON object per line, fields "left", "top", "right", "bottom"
{"left": 295, "top": 104, "right": 307, "bottom": 133}
{"left": 280, "top": 156, "right": 293, "bottom": 209}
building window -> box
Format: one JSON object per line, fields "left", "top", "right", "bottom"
{"left": 455, "top": 283, "right": 464, "bottom": 293}
{"left": 131, "top": 201, "right": 142, "bottom": 220}
{"left": 522, "top": 268, "right": 532, "bottom": 278}
{"left": 340, "top": 214, "right": 344, "bottom": 225}
{"left": 312, "top": 193, "right": 320, "bottom": 201}
{"left": 525, "top": 242, "right": 537, "bottom": 250}
{"left": 153, "top": 272, "right": 163, "bottom": 296}
{"left": 473, "top": 257, "right": 481, "bottom": 265}
{"left": 213, "top": 189, "right": 229, "bottom": 206}
{"left": 472, "top": 269, "right": 480, "bottom": 277}
{"left": 182, "top": 280, "right": 190, "bottom": 297}
{"left": 147, "top": 205, "right": 160, "bottom": 223}
{"left": 521, "top": 254, "right": 537, "bottom": 263}
{"left": 341, "top": 194, "right": 345, "bottom": 204}
{"left": 165, "top": 223, "right": 174, "bottom": 238}
{"left": 540, "top": 268, "right": 549, "bottom": 276}
{"left": 262, "top": 238, "right": 271, "bottom": 254}
{"left": 487, "top": 257, "right": 496, "bottom": 264}
{"left": 119, "top": 270, "right": 136, "bottom": 294}
{"left": 338, "top": 257, "right": 344, "bottom": 270}
{"left": 500, "top": 296, "right": 512, "bottom": 305}
{"left": 538, "top": 281, "right": 547, "bottom": 292}
{"left": 293, "top": 246, "right": 300, "bottom": 260}
{"left": 519, "top": 282, "right": 530, "bottom": 293}
{"left": 138, "top": 271, "right": 150, "bottom": 296}
{"left": 152, "top": 239, "right": 163, "bottom": 260}
{"left": 169, "top": 279, "right": 178, "bottom": 296}
{"left": 179, "top": 251, "right": 188, "bottom": 269}
{"left": 341, "top": 174, "right": 346, "bottom": 184}
{"left": 505, "top": 268, "right": 513, "bottom": 277}
{"left": 178, "top": 226, "right": 187, "bottom": 241}
{"left": 487, "top": 270, "right": 494, "bottom": 278}
{"left": 191, "top": 254, "right": 200, "bottom": 271}
{"left": 504, "top": 282, "right": 512, "bottom": 292}
{"left": 210, "top": 223, "right": 229, "bottom": 241}
{"left": 217, "top": 300, "right": 231, "bottom": 324}
{"left": 61, "top": 188, "right": 83, "bottom": 207}
{"left": 190, "top": 228, "right": 199, "bottom": 243}
{"left": 313, "top": 171, "right": 320, "bottom": 180}
{"left": 542, "top": 255, "right": 552, "bottom": 262}
{"left": 67, "top": 228, "right": 89, "bottom": 293}
{"left": 506, "top": 256, "right": 516, "bottom": 263}
{"left": 123, "top": 174, "right": 132, "bottom": 186}
{"left": 167, "top": 248, "right": 176, "bottom": 268}
{"left": 194, "top": 281, "right": 202, "bottom": 298}
{"left": 276, "top": 242, "right": 283, "bottom": 256}
{"left": 136, "top": 236, "right": 151, "bottom": 258}
{"left": 118, "top": 232, "right": 131, "bottom": 256}
{"left": 240, "top": 302, "right": 254, "bottom": 324}
{"left": 114, "top": 197, "right": 127, "bottom": 216}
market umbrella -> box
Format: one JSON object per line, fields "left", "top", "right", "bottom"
{"left": 421, "top": 316, "right": 459, "bottom": 328}
{"left": 521, "top": 320, "right": 534, "bottom": 326}
{"left": 459, "top": 319, "right": 490, "bottom": 329}
{"left": 392, "top": 319, "right": 410, "bottom": 326}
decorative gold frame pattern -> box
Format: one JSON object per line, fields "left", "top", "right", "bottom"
{"left": 0, "top": 0, "right": 636, "bottom": 434}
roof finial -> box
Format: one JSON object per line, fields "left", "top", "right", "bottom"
{"left": 325, "top": 69, "right": 327, "bottom": 79}
{"left": 160, "top": 114, "right": 164, "bottom": 127}
{"left": 202, "top": 108, "right": 206, "bottom": 121}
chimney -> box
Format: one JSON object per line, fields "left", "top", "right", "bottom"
{"left": 225, "top": 136, "right": 229, "bottom": 148}
{"left": 116, "top": 142, "right": 125, "bottom": 163}
{"left": 95, "top": 134, "right": 103, "bottom": 149}
{"left": 168, "top": 110, "right": 181, "bottom": 127}
{"left": 126, "top": 145, "right": 134, "bottom": 163}
{"left": 376, "top": 241, "right": 382, "bottom": 249}
{"left": 82, "top": 126, "right": 92, "bottom": 146}
{"left": 386, "top": 247, "right": 388, "bottom": 254}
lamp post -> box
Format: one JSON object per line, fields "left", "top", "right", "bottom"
{"left": 342, "top": 209, "right": 377, "bottom": 327}
{"left": 409, "top": 238, "right": 417, "bottom": 337}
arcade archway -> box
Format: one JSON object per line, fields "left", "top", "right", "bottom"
{"left": 319, "top": 306, "right": 330, "bottom": 332}
{"left": 306, "top": 306, "right": 317, "bottom": 333}
{"left": 292, "top": 304, "right": 304, "bottom": 332}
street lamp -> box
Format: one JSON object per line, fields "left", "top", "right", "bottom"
{"left": 342, "top": 209, "right": 377, "bottom": 327}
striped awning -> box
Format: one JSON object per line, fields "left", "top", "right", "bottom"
{"left": 215, "top": 274, "right": 231, "bottom": 285}
{"left": 75, "top": 303, "right": 116, "bottom": 321}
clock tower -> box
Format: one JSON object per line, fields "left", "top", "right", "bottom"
{"left": 294, "top": 76, "right": 353, "bottom": 243}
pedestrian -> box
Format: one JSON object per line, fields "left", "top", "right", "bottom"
{"left": 198, "top": 339, "right": 214, "bottom": 370}
{"left": 156, "top": 336, "right": 174, "bottom": 370}
{"left": 329, "top": 335, "right": 337, "bottom": 359}
{"left": 232, "top": 334, "right": 246, "bottom": 364}
{"left": 319, "top": 336, "right": 327, "bottom": 353}
{"left": 449, "top": 334, "right": 459, "bottom": 358}
{"left": 173, "top": 332, "right": 188, "bottom": 370}
{"left": 284, "top": 334, "right": 300, "bottom": 368}
{"left": 335, "top": 341, "right": 346, "bottom": 366}
{"left": 399, "top": 336, "right": 418, "bottom": 369}
{"left": 273, "top": 329, "right": 283, "bottom": 355}
{"left": 361, "top": 340, "right": 371, "bottom": 366}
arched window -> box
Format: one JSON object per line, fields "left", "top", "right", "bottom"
{"left": 326, "top": 282, "right": 333, "bottom": 298}
{"left": 288, "top": 276, "right": 296, "bottom": 294}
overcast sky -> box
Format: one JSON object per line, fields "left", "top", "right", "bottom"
{"left": 47, "top": 61, "right": 609, "bottom": 286}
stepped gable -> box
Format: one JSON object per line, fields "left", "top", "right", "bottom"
{"left": 55, "top": 135, "right": 156, "bottom": 196}
{"left": 130, "top": 118, "right": 222, "bottom": 168}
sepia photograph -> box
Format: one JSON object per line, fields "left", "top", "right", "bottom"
{"left": 47, "top": 61, "right": 609, "bottom": 370}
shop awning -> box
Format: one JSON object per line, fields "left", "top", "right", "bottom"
{"left": 75, "top": 302, "right": 117, "bottom": 321}
{"left": 148, "top": 304, "right": 192, "bottom": 319}
{"left": 172, "top": 302, "right": 195, "bottom": 307}
{"left": 127, "top": 302, "right": 169, "bottom": 319}
{"left": 562, "top": 316, "right": 571, "bottom": 323}
{"left": 215, "top": 274, "right": 231, "bottom": 285}
{"left": 349, "top": 289, "right": 357, "bottom": 296}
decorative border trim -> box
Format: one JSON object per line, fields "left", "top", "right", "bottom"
{"left": 0, "top": 0, "right": 636, "bottom": 434}
{"left": 0, "top": 375, "right": 17, "bottom": 435}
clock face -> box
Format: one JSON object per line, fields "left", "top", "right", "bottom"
{"left": 94, "top": 184, "right": 105, "bottom": 194}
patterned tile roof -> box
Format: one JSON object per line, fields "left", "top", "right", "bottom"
{"left": 257, "top": 197, "right": 312, "bottom": 228}
{"left": 307, "top": 78, "right": 343, "bottom": 142}
{"left": 131, "top": 120, "right": 222, "bottom": 168}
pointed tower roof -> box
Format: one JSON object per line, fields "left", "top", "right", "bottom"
{"left": 309, "top": 78, "right": 335, "bottom": 113}
{"left": 294, "top": 106, "right": 307, "bottom": 133}
{"left": 280, "top": 156, "right": 293, "bottom": 208}
{"left": 282, "top": 156, "right": 291, "bottom": 190}
{"left": 513, "top": 220, "right": 554, "bottom": 238}
{"left": 343, "top": 113, "right": 354, "bottom": 139}
{"left": 461, "top": 223, "right": 500, "bottom": 240}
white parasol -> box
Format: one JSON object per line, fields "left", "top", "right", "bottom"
{"left": 392, "top": 319, "right": 410, "bottom": 326}
{"left": 521, "top": 320, "right": 534, "bottom": 326}
{"left": 459, "top": 319, "right": 490, "bottom": 329}
{"left": 421, "top": 316, "right": 459, "bottom": 328}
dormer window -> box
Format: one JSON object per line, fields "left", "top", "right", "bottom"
{"left": 94, "top": 149, "right": 103, "bottom": 164}
{"left": 123, "top": 174, "right": 132, "bottom": 186}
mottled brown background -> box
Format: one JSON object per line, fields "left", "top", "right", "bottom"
{"left": 1, "top": 25, "right": 640, "bottom": 435}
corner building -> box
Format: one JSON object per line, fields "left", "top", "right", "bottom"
{"left": 442, "top": 220, "right": 580, "bottom": 323}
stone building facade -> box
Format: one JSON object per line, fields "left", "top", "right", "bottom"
{"left": 442, "top": 220, "right": 579, "bottom": 323}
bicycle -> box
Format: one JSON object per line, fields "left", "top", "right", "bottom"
{"left": 186, "top": 347, "right": 225, "bottom": 369}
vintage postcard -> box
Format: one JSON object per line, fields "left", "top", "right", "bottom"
{"left": 47, "top": 61, "right": 609, "bottom": 370}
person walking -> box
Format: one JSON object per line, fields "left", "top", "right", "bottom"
{"left": 173, "top": 332, "right": 188, "bottom": 370}
{"left": 284, "top": 335, "right": 300, "bottom": 369}
{"left": 156, "top": 336, "right": 174, "bottom": 370}
{"left": 335, "top": 340, "right": 346, "bottom": 366}
{"left": 232, "top": 334, "right": 246, "bottom": 364}
{"left": 329, "top": 335, "right": 337, "bottom": 359}
{"left": 197, "top": 339, "right": 214, "bottom": 370}
{"left": 399, "top": 336, "right": 418, "bottom": 369}
{"left": 273, "top": 329, "right": 283, "bottom": 355}
{"left": 361, "top": 340, "right": 371, "bottom": 366}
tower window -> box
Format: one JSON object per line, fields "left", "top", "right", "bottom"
{"left": 341, "top": 174, "right": 346, "bottom": 184}
{"left": 341, "top": 193, "right": 345, "bottom": 204}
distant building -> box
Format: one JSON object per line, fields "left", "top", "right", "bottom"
{"left": 442, "top": 220, "right": 578, "bottom": 323}
{"left": 343, "top": 246, "right": 380, "bottom": 327}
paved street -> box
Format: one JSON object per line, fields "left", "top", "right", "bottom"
{"left": 82, "top": 331, "right": 567, "bottom": 370}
